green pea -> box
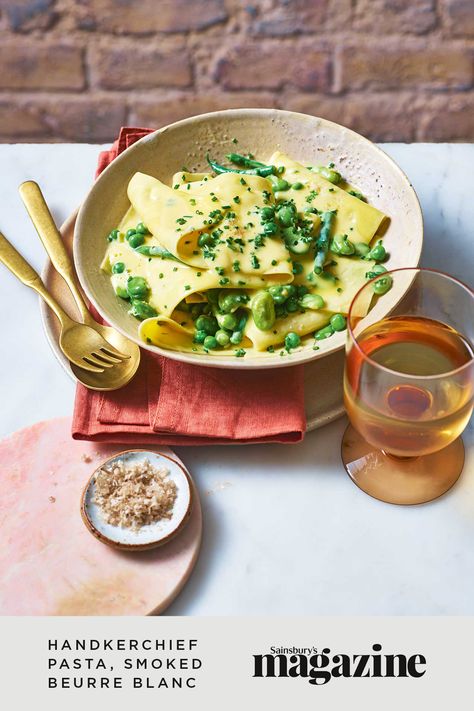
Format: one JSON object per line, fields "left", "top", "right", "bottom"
{"left": 107, "top": 228, "right": 120, "bottom": 242}
{"left": 373, "top": 275, "right": 393, "bottom": 295}
{"left": 354, "top": 242, "right": 370, "bottom": 257}
{"left": 285, "top": 285, "right": 297, "bottom": 298}
{"left": 129, "top": 300, "right": 157, "bottom": 320}
{"left": 271, "top": 177, "right": 290, "bottom": 192}
{"left": 315, "top": 324, "right": 335, "bottom": 340}
{"left": 218, "top": 290, "right": 247, "bottom": 313}
{"left": 330, "top": 313, "right": 347, "bottom": 331}
{"left": 115, "top": 286, "right": 129, "bottom": 300}
{"left": 315, "top": 166, "right": 342, "bottom": 184}
{"left": 229, "top": 330, "right": 242, "bottom": 345}
{"left": 136, "top": 222, "right": 150, "bottom": 235}
{"left": 368, "top": 240, "right": 387, "bottom": 262}
{"left": 300, "top": 293, "right": 325, "bottom": 310}
{"left": 275, "top": 304, "right": 287, "bottom": 318}
{"left": 125, "top": 228, "right": 137, "bottom": 240}
{"left": 366, "top": 264, "right": 387, "bottom": 279}
{"left": 252, "top": 291, "right": 276, "bottom": 331}
{"left": 263, "top": 221, "right": 279, "bottom": 236}
{"left": 195, "top": 315, "right": 218, "bottom": 335}
{"left": 268, "top": 285, "right": 287, "bottom": 305}
{"left": 331, "top": 235, "right": 355, "bottom": 255}
{"left": 127, "top": 276, "right": 149, "bottom": 299}
{"left": 292, "top": 182, "right": 304, "bottom": 190}
{"left": 215, "top": 329, "right": 230, "bottom": 347}
{"left": 285, "top": 332, "right": 301, "bottom": 350}
{"left": 260, "top": 206, "right": 275, "bottom": 221}
{"left": 286, "top": 237, "right": 311, "bottom": 255}
{"left": 218, "top": 313, "right": 237, "bottom": 331}
{"left": 128, "top": 233, "right": 145, "bottom": 249}
{"left": 277, "top": 205, "right": 296, "bottom": 227}
{"left": 112, "top": 261, "right": 125, "bottom": 274}
{"left": 297, "top": 285, "right": 309, "bottom": 297}
{"left": 203, "top": 335, "right": 218, "bottom": 350}
{"left": 286, "top": 297, "right": 299, "bottom": 313}
{"left": 194, "top": 329, "right": 207, "bottom": 344}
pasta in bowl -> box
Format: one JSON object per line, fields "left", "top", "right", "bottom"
{"left": 75, "top": 109, "right": 423, "bottom": 368}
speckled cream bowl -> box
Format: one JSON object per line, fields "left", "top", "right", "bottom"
{"left": 74, "top": 109, "right": 423, "bottom": 369}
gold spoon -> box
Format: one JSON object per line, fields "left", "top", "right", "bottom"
{"left": 19, "top": 181, "right": 141, "bottom": 391}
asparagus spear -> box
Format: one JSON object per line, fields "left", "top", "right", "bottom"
{"left": 314, "top": 210, "right": 336, "bottom": 274}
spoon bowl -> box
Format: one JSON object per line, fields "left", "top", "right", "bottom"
{"left": 70, "top": 328, "right": 140, "bottom": 390}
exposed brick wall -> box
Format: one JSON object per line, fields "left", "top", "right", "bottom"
{"left": 0, "top": 0, "right": 473, "bottom": 143}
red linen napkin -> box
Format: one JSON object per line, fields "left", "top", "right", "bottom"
{"left": 71, "top": 127, "right": 306, "bottom": 444}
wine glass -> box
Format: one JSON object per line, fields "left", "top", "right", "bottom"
{"left": 342, "top": 268, "right": 474, "bottom": 505}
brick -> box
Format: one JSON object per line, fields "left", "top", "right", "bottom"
{"left": 420, "top": 95, "right": 474, "bottom": 140}
{"left": 338, "top": 45, "right": 473, "bottom": 91}
{"left": 77, "top": 0, "right": 227, "bottom": 34}
{"left": 90, "top": 45, "right": 192, "bottom": 90}
{"left": 0, "top": 96, "right": 126, "bottom": 141}
{"left": 252, "top": 0, "right": 327, "bottom": 36}
{"left": 129, "top": 92, "right": 277, "bottom": 128}
{"left": 0, "top": 99, "right": 48, "bottom": 138}
{"left": 3, "top": 0, "right": 57, "bottom": 32}
{"left": 282, "top": 92, "right": 417, "bottom": 141}
{"left": 344, "top": 94, "right": 417, "bottom": 141}
{"left": 41, "top": 96, "right": 127, "bottom": 141}
{"left": 281, "top": 93, "right": 346, "bottom": 125}
{"left": 354, "top": 0, "right": 437, "bottom": 35}
{"left": 0, "top": 42, "right": 84, "bottom": 90}
{"left": 215, "top": 42, "right": 332, "bottom": 91}
{"left": 254, "top": 0, "right": 352, "bottom": 35}
{"left": 250, "top": 0, "right": 352, "bottom": 35}
{"left": 443, "top": 0, "right": 474, "bottom": 37}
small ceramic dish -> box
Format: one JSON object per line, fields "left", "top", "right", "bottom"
{"left": 81, "top": 449, "right": 193, "bottom": 551}
{"left": 74, "top": 108, "right": 423, "bottom": 369}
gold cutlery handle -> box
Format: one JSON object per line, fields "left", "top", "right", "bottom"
{"left": 0, "top": 231, "right": 74, "bottom": 329}
{"left": 19, "top": 180, "right": 91, "bottom": 324}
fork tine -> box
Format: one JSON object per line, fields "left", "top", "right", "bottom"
{"left": 80, "top": 358, "right": 105, "bottom": 373}
{"left": 98, "top": 348, "right": 123, "bottom": 364}
{"left": 92, "top": 350, "right": 121, "bottom": 366}
{"left": 85, "top": 354, "right": 114, "bottom": 369}
{"left": 100, "top": 344, "right": 130, "bottom": 361}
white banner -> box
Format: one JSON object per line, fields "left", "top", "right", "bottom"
{"left": 0, "top": 616, "right": 471, "bottom": 710}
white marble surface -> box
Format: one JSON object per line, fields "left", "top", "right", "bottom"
{"left": 0, "top": 143, "right": 472, "bottom": 615}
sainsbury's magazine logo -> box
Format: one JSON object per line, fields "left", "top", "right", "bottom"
{"left": 253, "top": 644, "right": 426, "bottom": 685}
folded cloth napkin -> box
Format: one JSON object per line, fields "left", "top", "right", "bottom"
{"left": 72, "top": 127, "right": 306, "bottom": 445}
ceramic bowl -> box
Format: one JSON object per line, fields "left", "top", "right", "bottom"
{"left": 81, "top": 449, "right": 193, "bottom": 551}
{"left": 74, "top": 109, "right": 423, "bottom": 369}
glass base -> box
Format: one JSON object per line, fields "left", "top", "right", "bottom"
{"left": 341, "top": 424, "right": 465, "bottom": 505}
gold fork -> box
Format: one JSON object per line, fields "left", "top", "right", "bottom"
{"left": 0, "top": 232, "right": 128, "bottom": 373}
{"left": 19, "top": 180, "right": 139, "bottom": 374}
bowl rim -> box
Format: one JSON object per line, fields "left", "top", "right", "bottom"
{"left": 74, "top": 108, "right": 424, "bottom": 370}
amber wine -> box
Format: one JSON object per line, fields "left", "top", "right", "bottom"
{"left": 344, "top": 316, "right": 474, "bottom": 457}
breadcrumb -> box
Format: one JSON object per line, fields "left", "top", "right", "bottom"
{"left": 93, "top": 458, "right": 177, "bottom": 531}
